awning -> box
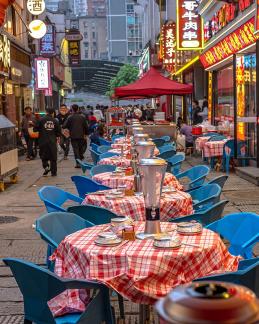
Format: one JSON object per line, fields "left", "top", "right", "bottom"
{"left": 115, "top": 66, "right": 193, "bottom": 98}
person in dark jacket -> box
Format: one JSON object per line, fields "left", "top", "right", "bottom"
{"left": 56, "top": 104, "right": 70, "bottom": 159}
{"left": 34, "top": 108, "right": 61, "bottom": 176}
{"left": 192, "top": 99, "right": 203, "bottom": 125}
{"left": 63, "top": 104, "right": 89, "bottom": 168}
{"left": 21, "top": 106, "right": 37, "bottom": 160}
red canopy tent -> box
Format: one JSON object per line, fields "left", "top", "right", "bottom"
{"left": 114, "top": 66, "right": 193, "bottom": 98}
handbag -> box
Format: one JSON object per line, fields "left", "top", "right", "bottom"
{"left": 28, "top": 127, "right": 39, "bottom": 139}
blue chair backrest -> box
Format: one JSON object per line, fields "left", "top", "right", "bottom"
{"left": 152, "top": 138, "right": 166, "bottom": 147}
{"left": 207, "top": 213, "right": 259, "bottom": 258}
{"left": 112, "top": 134, "right": 124, "bottom": 143}
{"left": 161, "top": 135, "right": 171, "bottom": 142}
{"left": 71, "top": 175, "right": 110, "bottom": 198}
{"left": 76, "top": 159, "right": 93, "bottom": 173}
{"left": 38, "top": 186, "right": 82, "bottom": 213}
{"left": 189, "top": 184, "right": 221, "bottom": 202}
{"left": 194, "top": 257, "right": 259, "bottom": 295}
{"left": 90, "top": 148, "right": 100, "bottom": 164}
{"left": 90, "top": 164, "right": 116, "bottom": 177}
{"left": 158, "top": 149, "right": 176, "bottom": 160}
{"left": 207, "top": 175, "right": 228, "bottom": 189}
{"left": 179, "top": 165, "right": 210, "bottom": 181}
{"left": 159, "top": 144, "right": 175, "bottom": 154}
{"left": 208, "top": 135, "right": 227, "bottom": 141}
{"left": 97, "top": 145, "right": 111, "bottom": 154}
{"left": 167, "top": 154, "right": 185, "bottom": 165}
{"left": 223, "top": 139, "right": 246, "bottom": 158}
{"left": 172, "top": 200, "right": 229, "bottom": 226}
{"left": 99, "top": 138, "right": 112, "bottom": 146}
{"left": 99, "top": 152, "right": 119, "bottom": 160}
{"left": 68, "top": 205, "right": 120, "bottom": 225}
{"left": 3, "top": 258, "right": 113, "bottom": 324}
{"left": 36, "top": 212, "right": 93, "bottom": 248}
{"left": 90, "top": 142, "right": 99, "bottom": 152}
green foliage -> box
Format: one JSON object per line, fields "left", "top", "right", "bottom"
{"left": 105, "top": 64, "right": 139, "bottom": 97}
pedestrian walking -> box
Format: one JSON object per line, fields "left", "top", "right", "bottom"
{"left": 192, "top": 99, "right": 203, "bottom": 125}
{"left": 21, "top": 106, "right": 37, "bottom": 161}
{"left": 34, "top": 108, "right": 61, "bottom": 177}
{"left": 63, "top": 104, "right": 89, "bottom": 168}
{"left": 56, "top": 104, "right": 70, "bottom": 160}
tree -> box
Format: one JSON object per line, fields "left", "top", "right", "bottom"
{"left": 105, "top": 64, "right": 139, "bottom": 97}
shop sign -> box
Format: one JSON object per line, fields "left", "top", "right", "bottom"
{"left": 40, "top": 24, "right": 55, "bottom": 56}
{"left": 65, "top": 32, "right": 83, "bottom": 41}
{"left": 177, "top": 0, "right": 203, "bottom": 50}
{"left": 11, "top": 67, "right": 22, "bottom": 77}
{"left": 68, "top": 40, "right": 80, "bottom": 66}
{"left": 27, "top": 0, "right": 45, "bottom": 15}
{"left": 161, "top": 23, "right": 176, "bottom": 65}
{"left": 0, "top": 34, "right": 10, "bottom": 73}
{"left": 200, "top": 18, "right": 258, "bottom": 69}
{"left": 138, "top": 47, "right": 150, "bottom": 77}
{"left": 29, "top": 20, "right": 47, "bottom": 39}
{"left": 35, "top": 57, "right": 51, "bottom": 90}
{"left": 5, "top": 82, "right": 13, "bottom": 95}
{"left": 23, "top": 88, "right": 33, "bottom": 107}
{"left": 255, "top": 0, "right": 259, "bottom": 34}
{"left": 204, "top": 0, "right": 254, "bottom": 42}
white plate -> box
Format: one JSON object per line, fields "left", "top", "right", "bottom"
{"left": 162, "top": 186, "right": 176, "bottom": 194}
{"left": 177, "top": 222, "right": 203, "bottom": 235}
{"left": 154, "top": 239, "right": 181, "bottom": 249}
{"left": 95, "top": 237, "right": 122, "bottom": 246}
{"left": 111, "top": 217, "right": 128, "bottom": 223}
{"left": 98, "top": 232, "right": 118, "bottom": 239}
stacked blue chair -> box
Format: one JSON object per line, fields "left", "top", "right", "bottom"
{"left": 90, "top": 164, "right": 116, "bottom": 177}
{"left": 36, "top": 212, "right": 94, "bottom": 269}
{"left": 167, "top": 154, "right": 185, "bottom": 175}
{"left": 99, "top": 152, "right": 120, "bottom": 160}
{"left": 187, "top": 175, "right": 229, "bottom": 192}
{"left": 222, "top": 139, "right": 246, "bottom": 174}
{"left": 194, "top": 257, "right": 259, "bottom": 295}
{"left": 176, "top": 165, "right": 210, "bottom": 191}
{"left": 97, "top": 145, "right": 112, "bottom": 154}
{"left": 71, "top": 175, "right": 110, "bottom": 198}
{"left": 161, "top": 135, "right": 171, "bottom": 142}
{"left": 207, "top": 212, "right": 259, "bottom": 259}
{"left": 89, "top": 148, "right": 100, "bottom": 165}
{"left": 76, "top": 159, "right": 94, "bottom": 174}
{"left": 68, "top": 205, "right": 120, "bottom": 225}
{"left": 38, "top": 186, "right": 83, "bottom": 212}
{"left": 90, "top": 142, "right": 99, "bottom": 152}
{"left": 157, "top": 149, "right": 176, "bottom": 160}
{"left": 99, "top": 138, "right": 112, "bottom": 146}
{"left": 159, "top": 144, "right": 175, "bottom": 154}
{"left": 112, "top": 134, "right": 124, "bottom": 143}
{"left": 189, "top": 184, "right": 221, "bottom": 212}
{"left": 171, "top": 200, "right": 229, "bottom": 227}
{"left": 3, "top": 258, "right": 114, "bottom": 324}
{"left": 152, "top": 138, "right": 166, "bottom": 148}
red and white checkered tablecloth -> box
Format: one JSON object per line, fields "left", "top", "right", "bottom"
{"left": 98, "top": 156, "right": 131, "bottom": 167}
{"left": 82, "top": 190, "right": 193, "bottom": 221}
{"left": 111, "top": 143, "right": 131, "bottom": 149}
{"left": 203, "top": 139, "right": 228, "bottom": 158}
{"left": 49, "top": 222, "right": 241, "bottom": 316}
{"left": 109, "top": 147, "right": 160, "bottom": 156}
{"left": 195, "top": 136, "right": 211, "bottom": 151}
{"left": 114, "top": 137, "right": 132, "bottom": 144}
{"left": 92, "top": 172, "right": 183, "bottom": 191}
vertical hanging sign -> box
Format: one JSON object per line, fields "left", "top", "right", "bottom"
{"left": 40, "top": 24, "right": 56, "bottom": 56}
{"left": 68, "top": 40, "right": 81, "bottom": 66}
{"left": 177, "top": 0, "right": 203, "bottom": 50}
{"left": 35, "top": 57, "right": 51, "bottom": 90}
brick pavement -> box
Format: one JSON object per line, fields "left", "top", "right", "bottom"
{"left": 0, "top": 152, "right": 258, "bottom": 323}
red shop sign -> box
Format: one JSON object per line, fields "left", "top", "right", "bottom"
{"left": 200, "top": 18, "right": 259, "bottom": 69}
{"left": 177, "top": 0, "right": 203, "bottom": 50}
{"left": 161, "top": 23, "right": 176, "bottom": 65}
{"left": 255, "top": 0, "right": 259, "bottom": 34}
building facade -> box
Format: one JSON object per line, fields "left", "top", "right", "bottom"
{"left": 79, "top": 16, "right": 108, "bottom": 60}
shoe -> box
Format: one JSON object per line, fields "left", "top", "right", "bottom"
{"left": 75, "top": 164, "right": 81, "bottom": 169}
{"left": 51, "top": 173, "right": 57, "bottom": 177}
{"left": 43, "top": 168, "right": 50, "bottom": 176}
{"left": 64, "top": 156, "right": 68, "bottom": 160}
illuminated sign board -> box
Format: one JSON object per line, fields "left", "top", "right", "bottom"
{"left": 177, "top": 0, "right": 203, "bottom": 50}
{"left": 40, "top": 24, "right": 55, "bottom": 56}
{"left": 68, "top": 40, "right": 81, "bottom": 66}
{"left": 200, "top": 18, "right": 258, "bottom": 69}
{"left": 255, "top": 0, "right": 259, "bottom": 34}
{"left": 27, "top": 0, "right": 46, "bottom": 15}
{"left": 35, "top": 57, "right": 51, "bottom": 90}
{"left": 161, "top": 23, "right": 176, "bottom": 65}
{"left": 0, "top": 34, "right": 10, "bottom": 74}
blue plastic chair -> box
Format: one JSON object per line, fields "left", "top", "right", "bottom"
{"left": 90, "top": 142, "right": 99, "bottom": 152}
{"left": 38, "top": 186, "right": 83, "bottom": 213}
{"left": 207, "top": 213, "right": 259, "bottom": 259}
{"left": 161, "top": 135, "right": 170, "bottom": 142}
{"left": 171, "top": 200, "right": 229, "bottom": 227}
{"left": 89, "top": 148, "right": 100, "bottom": 165}
{"left": 167, "top": 154, "right": 185, "bottom": 175}
{"left": 71, "top": 175, "right": 110, "bottom": 198}
{"left": 97, "top": 145, "right": 112, "bottom": 154}
{"left": 3, "top": 258, "right": 114, "bottom": 324}
{"left": 112, "top": 134, "right": 124, "bottom": 143}
{"left": 194, "top": 258, "right": 259, "bottom": 295}
{"left": 68, "top": 205, "right": 120, "bottom": 225}
{"left": 76, "top": 159, "right": 93, "bottom": 174}
{"left": 208, "top": 135, "right": 227, "bottom": 141}
{"left": 159, "top": 144, "right": 175, "bottom": 154}
{"left": 99, "top": 152, "right": 120, "bottom": 160}
{"left": 99, "top": 138, "right": 112, "bottom": 146}
{"left": 189, "top": 184, "right": 222, "bottom": 212}
{"left": 176, "top": 165, "right": 210, "bottom": 190}
{"left": 90, "top": 164, "right": 116, "bottom": 177}
{"left": 157, "top": 149, "right": 176, "bottom": 160}
{"left": 152, "top": 138, "right": 166, "bottom": 148}
{"left": 222, "top": 139, "right": 246, "bottom": 174}
{"left": 187, "top": 175, "right": 229, "bottom": 192}
{"left": 36, "top": 212, "right": 94, "bottom": 269}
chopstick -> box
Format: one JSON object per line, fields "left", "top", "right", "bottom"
{"left": 181, "top": 242, "right": 200, "bottom": 248}
{"left": 112, "top": 240, "right": 129, "bottom": 251}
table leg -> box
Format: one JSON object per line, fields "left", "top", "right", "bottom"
{"left": 139, "top": 305, "right": 150, "bottom": 324}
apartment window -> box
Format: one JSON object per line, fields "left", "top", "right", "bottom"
{"left": 84, "top": 42, "right": 89, "bottom": 48}
{"left": 127, "top": 4, "right": 134, "bottom": 13}
{"left": 84, "top": 32, "right": 88, "bottom": 38}
{"left": 85, "top": 50, "right": 88, "bottom": 58}
{"left": 92, "top": 32, "right": 96, "bottom": 39}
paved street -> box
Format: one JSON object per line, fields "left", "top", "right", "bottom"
{"left": 0, "top": 151, "right": 258, "bottom": 323}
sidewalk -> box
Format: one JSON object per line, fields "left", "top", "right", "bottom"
{"left": 0, "top": 152, "right": 258, "bottom": 323}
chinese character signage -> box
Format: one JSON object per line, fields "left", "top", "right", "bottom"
{"left": 27, "top": 0, "right": 46, "bottom": 15}
{"left": 0, "top": 34, "right": 10, "bottom": 74}
{"left": 68, "top": 40, "right": 80, "bottom": 66}
{"left": 200, "top": 18, "right": 258, "bottom": 69}
{"left": 40, "top": 24, "right": 55, "bottom": 56}
{"left": 161, "top": 23, "right": 176, "bottom": 65}
{"left": 255, "top": 0, "right": 259, "bottom": 34}
{"left": 177, "top": 0, "right": 203, "bottom": 50}
{"left": 35, "top": 57, "right": 51, "bottom": 90}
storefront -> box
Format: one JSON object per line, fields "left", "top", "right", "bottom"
{"left": 199, "top": 0, "right": 259, "bottom": 167}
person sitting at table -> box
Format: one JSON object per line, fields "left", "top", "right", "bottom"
{"left": 180, "top": 120, "right": 193, "bottom": 148}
